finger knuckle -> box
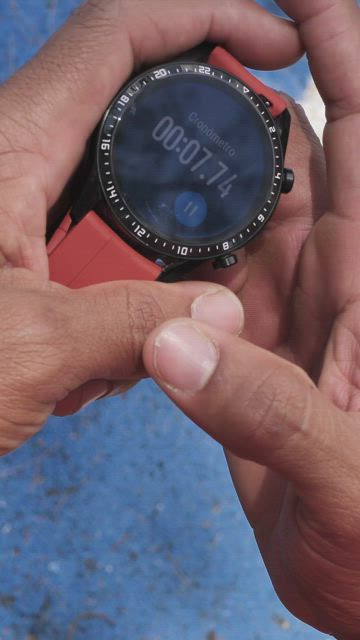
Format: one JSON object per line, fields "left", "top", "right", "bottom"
{"left": 85, "top": 282, "right": 166, "bottom": 378}
{"left": 73, "top": 0, "right": 125, "bottom": 40}
{"left": 123, "top": 282, "right": 165, "bottom": 361}
{"left": 0, "top": 285, "right": 70, "bottom": 397}
{"left": 241, "top": 365, "right": 314, "bottom": 458}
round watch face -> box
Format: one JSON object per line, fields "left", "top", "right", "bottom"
{"left": 97, "top": 61, "right": 284, "bottom": 260}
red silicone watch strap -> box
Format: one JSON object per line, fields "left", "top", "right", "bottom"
{"left": 48, "top": 212, "right": 160, "bottom": 416}
{"left": 47, "top": 211, "right": 161, "bottom": 287}
{"left": 208, "top": 47, "right": 287, "bottom": 118}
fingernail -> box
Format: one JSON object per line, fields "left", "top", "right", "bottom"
{"left": 191, "top": 289, "right": 244, "bottom": 334}
{"left": 153, "top": 321, "right": 219, "bottom": 393}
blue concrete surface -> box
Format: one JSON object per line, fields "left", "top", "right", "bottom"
{"left": 0, "top": 2, "right": 330, "bottom": 639}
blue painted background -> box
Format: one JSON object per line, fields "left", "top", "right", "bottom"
{"left": 0, "top": 2, "right": 329, "bottom": 639}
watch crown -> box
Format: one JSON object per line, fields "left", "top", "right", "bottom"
{"left": 282, "top": 168, "right": 295, "bottom": 194}
{"left": 213, "top": 254, "right": 238, "bottom": 270}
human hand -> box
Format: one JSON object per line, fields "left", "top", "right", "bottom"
{"left": 0, "top": 0, "right": 301, "bottom": 435}
{"left": 1, "top": 266, "right": 250, "bottom": 453}
{"left": 143, "top": 1, "right": 360, "bottom": 637}
{"left": 0, "top": 0, "right": 300, "bottom": 276}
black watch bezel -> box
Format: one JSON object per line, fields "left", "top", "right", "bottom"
{"left": 97, "top": 61, "right": 285, "bottom": 262}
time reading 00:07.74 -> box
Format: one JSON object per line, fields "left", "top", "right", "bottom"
{"left": 152, "top": 115, "right": 238, "bottom": 199}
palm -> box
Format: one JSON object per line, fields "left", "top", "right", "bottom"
{"left": 224, "top": 92, "right": 360, "bottom": 627}
{"left": 0, "top": 144, "right": 48, "bottom": 274}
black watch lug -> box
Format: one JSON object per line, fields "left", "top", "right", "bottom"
{"left": 158, "top": 260, "right": 199, "bottom": 282}
{"left": 46, "top": 128, "right": 101, "bottom": 241}
{"left": 274, "top": 107, "right": 291, "bottom": 156}
{"left": 70, "top": 168, "right": 103, "bottom": 224}
{"left": 70, "top": 125, "right": 104, "bottom": 224}
{"left": 213, "top": 254, "right": 238, "bottom": 270}
{"left": 173, "top": 41, "right": 215, "bottom": 64}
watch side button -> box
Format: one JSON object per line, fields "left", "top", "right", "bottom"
{"left": 282, "top": 168, "right": 295, "bottom": 194}
{"left": 213, "top": 254, "right": 238, "bottom": 270}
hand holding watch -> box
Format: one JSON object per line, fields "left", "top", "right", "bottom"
{"left": 47, "top": 45, "right": 294, "bottom": 287}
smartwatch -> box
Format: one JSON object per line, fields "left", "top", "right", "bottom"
{"left": 47, "top": 45, "right": 294, "bottom": 288}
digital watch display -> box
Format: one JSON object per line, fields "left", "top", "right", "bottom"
{"left": 47, "top": 45, "right": 294, "bottom": 287}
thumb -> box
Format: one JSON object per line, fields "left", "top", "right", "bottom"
{"left": 142, "top": 318, "right": 356, "bottom": 506}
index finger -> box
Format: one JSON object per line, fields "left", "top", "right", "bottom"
{"left": 277, "top": 0, "right": 360, "bottom": 217}
{"left": 0, "top": 0, "right": 302, "bottom": 208}
{"left": 277, "top": 0, "right": 360, "bottom": 121}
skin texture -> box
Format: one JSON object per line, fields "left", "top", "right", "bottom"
{"left": 0, "top": 0, "right": 301, "bottom": 420}
{"left": 142, "top": 1, "right": 360, "bottom": 637}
